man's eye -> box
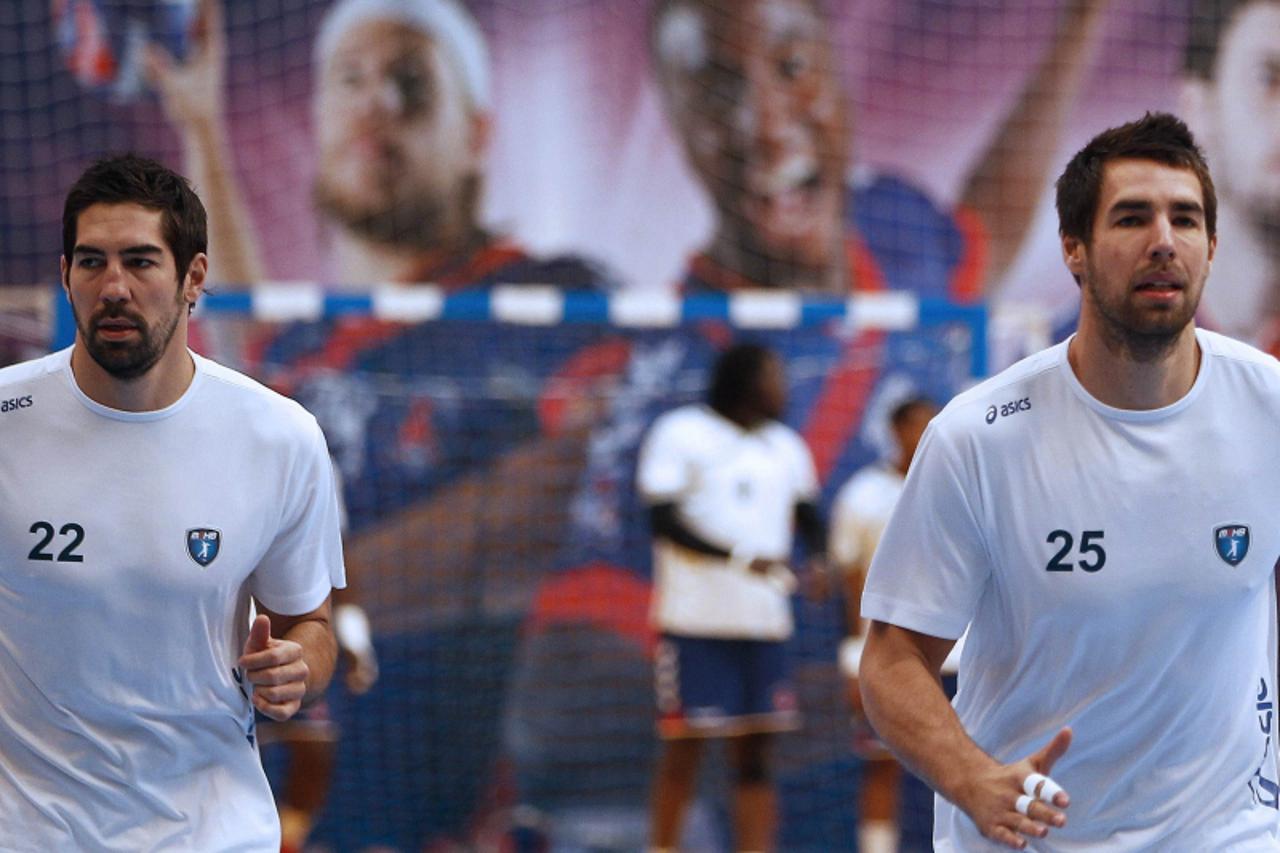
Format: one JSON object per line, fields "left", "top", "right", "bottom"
{"left": 394, "top": 69, "right": 428, "bottom": 108}
{"left": 76, "top": 257, "right": 103, "bottom": 268}
{"left": 779, "top": 54, "right": 809, "bottom": 80}
{"left": 1260, "top": 64, "right": 1280, "bottom": 93}
{"left": 336, "top": 66, "right": 364, "bottom": 89}
{"left": 699, "top": 63, "right": 744, "bottom": 110}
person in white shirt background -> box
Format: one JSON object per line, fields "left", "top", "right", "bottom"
{"left": 637, "top": 342, "right": 829, "bottom": 853}
{"left": 830, "top": 394, "right": 940, "bottom": 853}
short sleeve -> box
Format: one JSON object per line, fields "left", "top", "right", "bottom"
{"left": 860, "top": 421, "right": 990, "bottom": 639}
{"left": 636, "top": 411, "right": 691, "bottom": 503}
{"left": 250, "top": 417, "right": 347, "bottom": 614}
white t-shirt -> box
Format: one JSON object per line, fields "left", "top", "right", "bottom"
{"left": 832, "top": 463, "right": 964, "bottom": 677}
{"left": 636, "top": 404, "right": 818, "bottom": 640}
{"left": 830, "top": 463, "right": 904, "bottom": 572}
{"left": 863, "top": 330, "right": 1280, "bottom": 851}
{"left": 0, "top": 348, "right": 346, "bottom": 852}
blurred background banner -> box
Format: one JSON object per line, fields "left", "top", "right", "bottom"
{"left": 2, "top": 1, "right": 1228, "bottom": 324}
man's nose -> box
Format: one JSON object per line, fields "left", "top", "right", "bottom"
{"left": 100, "top": 260, "right": 131, "bottom": 302}
{"left": 1148, "top": 217, "right": 1176, "bottom": 262}
{"left": 743, "top": 71, "right": 793, "bottom": 155}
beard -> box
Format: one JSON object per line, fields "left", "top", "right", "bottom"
{"left": 74, "top": 299, "right": 182, "bottom": 381}
{"left": 313, "top": 168, "right": 476, "bottom": 250}
{"left": 1083, "top": 265, "right": 1202, "bottom": 363}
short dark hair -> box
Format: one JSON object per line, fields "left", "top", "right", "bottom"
{"left": 1054, "top": 112, "right": 1216, "bottom": 246}
{"left": 708, "top": 342, "right": 774, "bottom": 413}
{"left": 889, "top": 396, "right": 937, "bottom": 430}
{"left": 1183, "top": 0, "right": 1264, "bottom": 79}
{"left": 62, "top": 154, "right": 208, "bottom": 283}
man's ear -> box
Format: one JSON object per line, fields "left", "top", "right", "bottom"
{"left": 467, "top": 110, "right": 493, "bottom": 169}
{"left": 1061, "top": 234, "right": 1086, "bottom": 282}
{"left": 183, "top": 253, "right": 209, "bottom": 307}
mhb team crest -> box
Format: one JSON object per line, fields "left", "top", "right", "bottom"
{"left": 187, "top": 528, "right": 221, "bottom": 567}
{"left": 1215, "top": 524, "right": 1250, "bottom": 567}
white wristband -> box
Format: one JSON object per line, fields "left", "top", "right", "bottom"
{"left": 334, "top": 603, "right": 374, "bottom": 656}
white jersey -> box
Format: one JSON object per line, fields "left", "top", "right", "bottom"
{"left": 863, "top": 330, "right": 1280, "bottom": 851}
{"left": 832, "top": 463, "right": 964, "bottom": 677}
{"left": 0, "top": 348, "right": 346, "bottom": 852}
{"left": 830, "top": 463, "right": 903, "bottom": 572}
{"left": 637, "top": 404, "right": 818, "bottom": 640}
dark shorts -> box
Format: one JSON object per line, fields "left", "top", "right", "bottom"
{"left": 654, "top": 633, "right": 800, "bottom": 739}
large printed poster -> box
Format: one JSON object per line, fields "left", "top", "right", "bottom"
{"left": 9, "top": 0, "right": 1269, "bottom": 345}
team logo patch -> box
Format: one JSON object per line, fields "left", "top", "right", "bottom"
{"left": 1215, "top": 524, "right": 1249, "bottom": 566}
{"left": 187, "top": 528, "right": 221, "bottom": 567}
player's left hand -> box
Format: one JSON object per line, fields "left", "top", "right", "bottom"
{"left": 238, "top": 613, "right": 310, "bottom": 721}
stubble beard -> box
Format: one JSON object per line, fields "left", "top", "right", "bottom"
{"left": 75, "top": 296, "right": 183, "bottom": 381}
{"left": 313, "top": 168, "right": 456, "bottom": 250}
{"left": 1084, "top": 267, "right": 1201, "bottom": 363}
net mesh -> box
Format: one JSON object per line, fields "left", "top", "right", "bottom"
{"left": 217, "top": 309, "right": 979, "bottom": 851}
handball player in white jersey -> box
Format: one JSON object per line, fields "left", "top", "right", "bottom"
{"left": 0, "top": 155, "right": 345, "bottom": 850}
{"left": 861, "top": 112, "right": 1280, "bottom": 851}
{"left": 637, "top": 342, "right": 829, "bottom": 853}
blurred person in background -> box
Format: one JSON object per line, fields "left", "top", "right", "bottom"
{"left": 651, "top": 0, "right": 1110, "bottom": 298}
{"left": 1181, "top": 0, "right": 1280, "bottom": 348}
{"left": 146, "top": 0, "right": 608, "bottom": 290}
{"left": 829, "top": 395, "right": 940, "bottom": 853}
{"left": 636, "top": 342, "right": 830, "bottom": 853}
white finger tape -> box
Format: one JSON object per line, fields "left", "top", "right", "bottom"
{"left": 1015, "top": 794, "right": 1034, "bottom": 816}
{"left": 1038, "top": 776, "right": 1065, "bottom": 802}
{"left": 1022, "top": 772, "right": 1048, "bottom": 798}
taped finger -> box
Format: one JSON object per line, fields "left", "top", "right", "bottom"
{"left": 1022, "top": 772, "right": 1048, "bottom": 797}
{"left": 1038, "top": 775, "right": 1065, "bottom": 802}
{"left": 1015, "top": 794, "right": 1034, "bottom": 816}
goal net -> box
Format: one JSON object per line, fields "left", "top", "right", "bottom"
{"left": 188, "top": 289, "right": 983, "bottom": 852}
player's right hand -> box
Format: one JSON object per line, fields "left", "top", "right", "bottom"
{"left": 143, "top": 0, "right": 226, "bottom": 130}
{"left": 955, "top": 727, "right": 1072, "bottom": 850}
